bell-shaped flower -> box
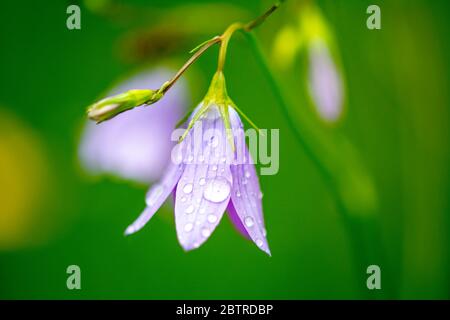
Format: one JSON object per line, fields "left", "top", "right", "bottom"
{"left": 125, "top": 72, "right": 271, "bottom": 255}
{"left": 272, "top": 2, "right": 345, "bottom": 123}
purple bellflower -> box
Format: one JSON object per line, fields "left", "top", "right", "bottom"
{"left": 125, "top": 72, "right": 271, "bottom": 255}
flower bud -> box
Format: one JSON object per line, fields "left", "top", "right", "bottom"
{"left": 87, "top": 89, "right": 162, "bottom": 123}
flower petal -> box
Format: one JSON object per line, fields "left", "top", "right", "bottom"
{"left": 124, "top": 161, "right": 184, "bottom": 235}
{"left": 79, "top": 68, "right": 186, "bottom": 183}
{"left": 227, "top": 201, "right": 250, "bottom": 240}
{"left": 308, "top": 40, "right": 343, "bottom": 122}
{"left": 228, "top": 107, "right": 271, "bottom": 255}
{"left": 175, "top": 106, "right": 233, "bottom": 251}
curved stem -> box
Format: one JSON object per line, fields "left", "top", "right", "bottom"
{"left": 168, "top": 1, "right": 284, "bottom": 91}
{"left": 244, "top": 1, "right": 284, "bottom": 31}
{"left": 88, "top": 2, "right": 284, "bottom": 122}
{"left": 161, "top": 36, "right": 221, "bottom": 94}
{"left": 217, "top": 23, "right": 245, "bottom": 72}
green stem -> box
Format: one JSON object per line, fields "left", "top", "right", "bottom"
{"left": 245, "top": 32, "right": 389, "bottom": 298}
{"left": 217, "top": 23, "right": 245, "bottom": 72}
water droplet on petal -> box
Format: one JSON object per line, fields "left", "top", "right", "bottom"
{"left": 212, "top": 165, "right": 218, "bottom": 171}
{"left": 236, "top": 191, "right": 241, "bottom": 197}
{"left": 245, "top": 171, "right": 251, "bottom": 178}
{"left": 203, "top": 178, "right": 231, "bottom": 203}
{"left": 243, "top": 179, "right": 248, "bottom": 185}
{"left": 201, "top": 227, "right": 211, "bottom": 238}
{"left": 187, "top": 155, "right": 194, "bottom": 163}
{"left": 183, "top": 183, "right": 193, "bottom": 194}
{"left": 185, "top": 205, "right": 195, "bottom": 214}
{"left": 208, "top": 136, "right": 219, "bottom": 148}
{"left": 263, "top": 228, "right": 267, "bottom": 237}
{"left": 181, "top": 196, "right": 187, "bottom": 203}
{"left": 184, "top": 223, "right": 193, "bottom": 232}
{"left": 199, "top": 207, "right": 205, "bottom": 214}
{"left": 258, "top": 192, "right": 263, "bottom": 200}
{"left": 175, "top": 153, "right": 183, "bottom": 164}
{"left": 256, "top": 239, "right": 263, "bottom": 247}
{"left": 199, "top": 178, "right": 206, "bottom": 186}
{"left": 244, "top": 216, "right": 255, "bottom": 227}
{"left": 146, "top": 185, "right": 164, "bottom": 206}
{"left": 199, "top": 155, "right": 205, "bottom": 162}
{"left": 207, "top": 214, "right": 217, "bottom": 223}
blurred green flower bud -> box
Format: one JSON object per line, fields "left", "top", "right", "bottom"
{"left": 87, "top": 89, "right": 163, "bottom": 123}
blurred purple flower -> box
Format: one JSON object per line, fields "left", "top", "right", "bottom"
{"left": 125, "top": 105, "right": 270, "bottom": 255}
{"left": 79, "top": 68, "right": 187, "bottom": 183}
{"left": 308, "top": 40, "right": 343, "bottom": 122}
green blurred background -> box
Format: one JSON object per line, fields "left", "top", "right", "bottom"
{"left": 0, "top": 0, "right": 449, "bottom": 299}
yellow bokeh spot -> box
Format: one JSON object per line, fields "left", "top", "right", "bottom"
{"left": 0, "top": 108, "right": 52, "bottom": 250}
{"left": 300, "top": 3, "right": 332, "bottom": 44}
{"left": 272, "top": 25, "right": 303, "bottom": 70}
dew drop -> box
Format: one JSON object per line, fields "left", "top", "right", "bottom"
{"left": 183, "top": 183, "right": 193, "bottom": 194}
{"left": 207, "top": 214, "right": 217, "bottom": 223}
{"left": 199, "top": 207, "right": 205, "bottom": 214}
{"left": 208, "top": 136, "right": 219, "bottom": 148}
{"left": 185, "top": 205, "right": 195, "bottom": 214}
{"left": 256, "top": 239, "right": 263, "bottom": 247}
{"left": 212, "top": 165, "right": 218, "bottom": 171}
{"left": 203, "top": 177, "right": 231, "bottom": 203}
{"left": 258, "top": 192, "right": 263, "bottom": 200}
{"left": 174, "top": 153, "right": 183, "bottom": 164}
{"left": 199, "top": 177, "right": 206, "bottom": 186}
{"left": 187, "top": 155, "right": 194, "bottom": 163}
{"left": 201, "top": 228, "right": 211, "bottom": 238}
{"left": 181, "top": 196, "right": 187, "bottom": 203}
{"left": 244, "top": 216, "right": 255, "bottom": 228}
{"left": 184, "top": 223, "right": 193, "bottom": 232}
{"left": 236, "top": 191, "right": 241, "bottom": 197}
{"left": 245, "top": 171, "right": 251, "bottom": 178}
{"left": 263, "top": 228, "right": 267, "bottom": 237}
{"left": 199, "top": 155, "right": 205, "bottom": 162}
